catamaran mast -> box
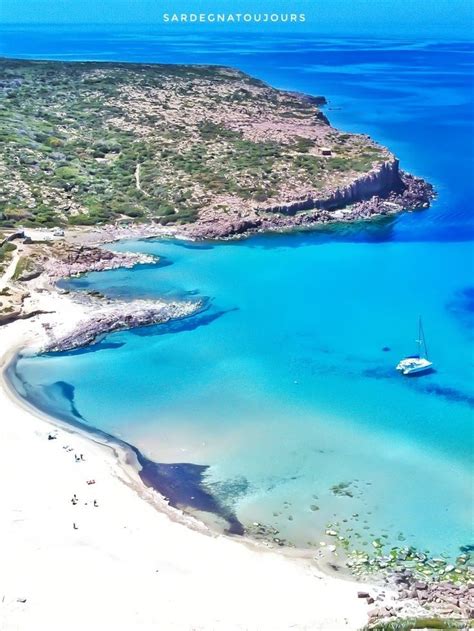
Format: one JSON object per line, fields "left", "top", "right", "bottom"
{"left": 418, "top": 317, "right": 429, "bottom": 359}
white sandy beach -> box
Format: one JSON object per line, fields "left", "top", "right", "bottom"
{"left": 0, "top": 281, "right": 386, "bottom": 631}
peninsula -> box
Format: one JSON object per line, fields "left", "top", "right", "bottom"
{"left": 0, "top": 58, "right": 433, "bottom": 240}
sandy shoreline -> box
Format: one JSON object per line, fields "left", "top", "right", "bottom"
{"left": 0, "top": 270, "right": 389, "bottom": 630}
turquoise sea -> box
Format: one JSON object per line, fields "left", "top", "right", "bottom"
{"left": 3, "top": 28, "right": 474, "bottom": 557}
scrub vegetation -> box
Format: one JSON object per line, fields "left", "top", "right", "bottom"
{"left": 0, "top": 58, "right": 388, "bottom": 229}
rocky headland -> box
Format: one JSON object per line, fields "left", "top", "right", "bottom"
{"left": 181, "top": 163, "right": 433, "bottom": 239}
{"left": 0, "top": 57, "right": 434, "bottom": 240}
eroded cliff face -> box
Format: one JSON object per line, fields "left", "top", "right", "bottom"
{"left": 182, "top": 162, "right": 434, "bottom": 240}
{"left": 318, "top": 158, "right": 402, "bottom": 209}
{"left": 262, "top": 158, "right": 402, "bottom": 216}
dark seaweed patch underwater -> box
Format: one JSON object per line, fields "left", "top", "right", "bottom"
{"left": 7, "top": 360, "right": 244, "bottom": 535}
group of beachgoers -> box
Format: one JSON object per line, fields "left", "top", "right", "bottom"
{"left": 48, "top": 430, "right": 100, "bottom": 530}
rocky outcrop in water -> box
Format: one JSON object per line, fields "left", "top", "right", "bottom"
{"left": 44, "top": 296, "right": 202, "bottom": 352}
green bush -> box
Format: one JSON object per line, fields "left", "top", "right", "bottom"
{"left": 55, "top": 166, "right": 79, "bottom": 179}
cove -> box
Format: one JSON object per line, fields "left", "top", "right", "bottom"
{"left": 14, "top": 234, "right": 474, "bottom": 557}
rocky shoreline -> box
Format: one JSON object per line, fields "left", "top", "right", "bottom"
{"left": 62, "top": 166, "right": 434, "bottom": 247}
{"left": 0, "top": 152, "right": 434, "bottom": 341}
{"left": 37, "top": 242, "right": 203, "bottom": 352}
{"left": 1, "top": 58, "right": 436, "bottom": 246}
{"left": 181, "top": 164, "right": 435, "bottom": 240}
{"left": 42, "top": 293, "right": 201, "bottom": 353}
{"left": 328, "top": 525, "right": 473, "bottom": 625}
{"left": 0, "top": 233, "right": 201, "bottom": 350}
{"left": 41, "top": 242, "right": 156, "bottom": 280}
{"left": 244, "top": 518, "right": 474, "bottom": 627}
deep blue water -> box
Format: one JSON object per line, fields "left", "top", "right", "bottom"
{"left": 4, "top": 27, "right": 474, "bottom": 556}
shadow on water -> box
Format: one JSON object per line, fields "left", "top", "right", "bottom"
{"left": 404, "top": 368, "right": 437, "bottom": 378}
{"left": 362, "top": 366, "right": 474, "bottom": 407}
{"left": 362, "top": 366, "right": 398, "bottom": 380}
{"left": 46, "top": 341, "right": 126, "bottom": 358}
{"left": 419, "top": 382, "right": 474, "bottom": 407}
{"left": 7, "top": 359, "right": 245, "bottom": 535}
{"left": 166, "top": 216, "right": 401, "bottom": 251}
{"left": 129, "top": 306, "right": 238, "bottom": 339}
{"left": 155, "top": 239, "right": 216, "bottom": 251}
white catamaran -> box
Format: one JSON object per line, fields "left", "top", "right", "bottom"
{"left": 396, "top": 318, "right": 433, "bottom": 376}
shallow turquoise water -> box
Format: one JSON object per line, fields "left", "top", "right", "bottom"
{"left": 16, "top": 236, "right": 474, "bottom": 555}
{"left": 7, "top": 31, "right": 474, "bottom": 556}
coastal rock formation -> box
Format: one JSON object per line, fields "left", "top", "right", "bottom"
{"left": 386, "top": 570, "right": 474, "bottom": 623}
{"left": 14, "top": 260, "right": 43, "bottom": 282}
{"left": 0, "top": 230, "right": 199, "bottom": 352}
{"left": 43, "top": 295, "right": 201, "bottom": 352}
{"left": 42, "top": 243, "right": 155, "bottom": 280}
{"left": 0, "top": 234, "right": 160, "bottom": 327}
{"left": 262, "top": 158, "right": 402, "bottom": 215}
{"left": 182, "top": 165, "right": 434, "bottom": 240}
{"left": 0, "top": 308, "right": 47, "bottom": 326}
